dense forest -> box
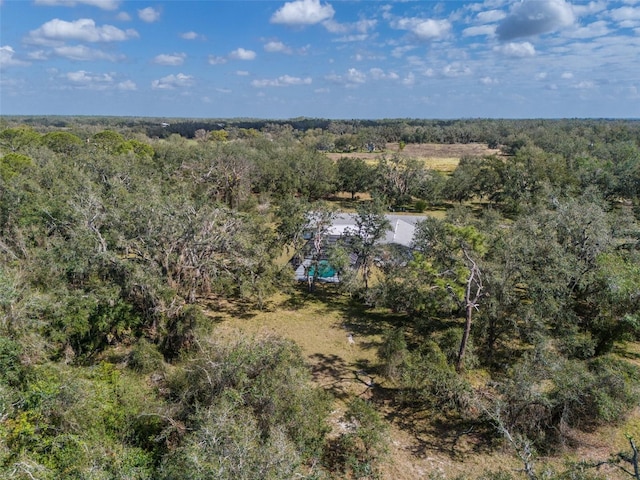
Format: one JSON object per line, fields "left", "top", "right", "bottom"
{"left": 0, "top": 116, "right": 639, "bottom": 479}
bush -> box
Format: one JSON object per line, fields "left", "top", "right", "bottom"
{"left": 333, "top": 398, "right": 388, "bottom": 479}
{"left": 0, "top": 337, "right": 26, "bottom": 387}
{"left": 377, "top": 328, "right": 407, "bottom": 379}
{"left": 167, "top": 334, "right": 332, "bottom": 465}
{"left": 398, "top": 341, "right": 472, "bottom": 412}
{"left": 128, "top": 338, "right": 164, "bottom": 374}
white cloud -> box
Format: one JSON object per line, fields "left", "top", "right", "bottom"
{"left": 64, "top": 69, "right": 116, "bottom": 89}
{"left": 369, "top": 68, "right": 399, "bottom": 81}
{"left": 117, "top": 79, "right": 136, "bottom": 90}
{"left": 138, "top": 7, "right": 160, "bottom": 23}
{"left": 181, "top": 31, "right": 203, "bottom": 40}
{"left": 391, "top": 45, "right": 415, "bottom": 58}
{"left": 54, "top": 44, "right": 121, "bottom": 61}
{"left": 476, "top": 10, "right": 506, "bottom": 23}
{"left": 496, "top": 0, "right": 574, "bottom": 40}
{"left": 326, "top": 68, "right": 366, "bottom": 86}
{"left": 462, "top": 25, "right": 496, "bottom": 37}
{"left": 572, "top": 1, "right": 608, "bottom": 16}
{"left": 236, "top": 70, "right": 249, "bottom": 76}
{"left": 443, "top": 63, "right": 471, "bottom": 77}
{"left": 346, "top": 68, "right": 366, "bottom": 84}
{"left": 568, "top": 20, "right": 610, "bottom": 38}
{"left": 27, "top": 50, "right": 49, "bottom": 60}
{"left": 401, "top": 72, "right": 416, "bottom": 86}
{"left": 229, "top": 48, "right": 256, "bottom": 60}
{"left": 251, "top": 75, "right": 312, "bottom": 87}
{"left": 323, "top": 18, "right": 376, "bottom": 35}
{"left": 392, "top": 17, "right": 451, "bottom": 40}
{"left": 35, "top": 0, "right": 120, "bottom": 10}
{"left": 480, "top": 76, "right": 499, "bottom": 85}
{"left": 152, "top": 52, "right": 186, "bottom": 66}
{"left": 0, "top": 46, "right": 30, "bottom": 67}
{"left": 264, "top": 41, "right": 293, "bottom": 53}
{"left": 572, "top": 80, "right": 595, "bottom": 89}
{"left": 494, "top": 41, "right": 536, "bottom": 57}
{"left": 609, "top": 6, "right": 640, "bottom": 27}
{"left": 116, "top": 12, "right": 131, "bottom": 21}
{"left": 561, "top": 72, "right": 574, "bottom": 79}
{"left": 270, "top": 0, "right": 334, "bottom": 26}
{"left": 151, "top": 73, "right": 194, "bottom": 89}
{"left": 208, "top": 55, "right": 227, "bottom": 65}
{"left": 27, "top": 18, "right": 138, "bottom": 45}
{"left": 536, "top": 72, "right": 548, "bottom": 80}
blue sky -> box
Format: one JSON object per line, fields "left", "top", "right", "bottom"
{"left": 1, "top": 0, "right": 639, "bottom": 118}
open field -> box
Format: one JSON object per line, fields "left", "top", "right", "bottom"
{"left": 326, "top": 142, "right": 501, "bottom": 173}
{"left": 204, "top": 288, "right": 635, "bottom": 480}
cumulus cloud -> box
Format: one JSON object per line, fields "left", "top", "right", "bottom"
{"left": 251, "top": 75, "right": 312, "bottom": 87}
{"left": 264, "top": 41, "right": 293, "bottom": 53}
{"left": 494, "top": 41, "right": 536, "bottom": 57}
{"left": 496, "top": 0, "right": 574, "bottom": 40}
{"left": 401, "top": 72, "right": 416, "bottom": 87}
{"left": 153, "top": 52, "right": 186, "bottom": 66}
{"left": 480, "top": 76, "right": 499, "bottom": 85}
{"left": 462, "top": 25, "right": 496, "bottom": 37}
{"left": 476, "top": 10, "right": 506, "bottom": 23}
{"left": 208, "top": 55, "right": 227, "bottom": 65}
{"left": 561, "top": 72, "right": 574, "bottom": 79}
{"left": 326, "top": 68, "right": 366, "bottom": 86}
{"left": 0, "top": 46, "right": 31, "bottom": 67}
{"left": 391, "top": 45, "right": 415, "bottom": 58}
{"left": 323, "top": 18, "right": 376, "bottom": 36}
{"left": 35, "top": 0, "right": 120, "bottom": 10}
{"left": 28, "top": 50, "right": 49, "bottom": 61}
{"left": 443, "top": 63, "right": 471, "bottom": 77}
{"left": 138, "top": 7, "right": 160, "bottom": 23}
{"left": 151, "top": 73, "right": 194, "bottom": 89}
{"left": 229, "top": 48, "right": 256, "bottom": 60}
{"left": 609, "top": 6, "right": 640, "bottom": 27}
{"left": 572, "top": 80, "right": 595, "bottom": 89}
{"left": 27, "top": 18, "right": 138, "bottom": 45}
{"left": 54, "top": 44, "right": 121, "bottom": 61}
{"left": 392, "top": 17, "right": 451, "bottom": 40}
{"left": 568, "top": 20, "right": 610, "bottom": 38}
{"left": 64, "top": 69, "right": 116, "bottom": 89}
{"left": 369, "top": 68, "right": 399, "bottom": 81}
{"left": 181, "top": 31, "right": 203, "bottom": 40}
{"left": 117, "top": 79, "right": 136, "bottom": 90}
{"left": 270, "top": 0, "right": 334, "bottom": 26}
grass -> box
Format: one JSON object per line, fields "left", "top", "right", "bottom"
{"left": 203, "top": 287, "right": 638, "bottom": 480}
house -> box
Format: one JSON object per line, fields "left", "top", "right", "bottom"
{"left": 293, "top": 213, "right": 424, "bottom": 282}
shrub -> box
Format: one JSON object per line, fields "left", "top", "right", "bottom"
{"left": 333, "top": 398, "right": 388, "bottom": 479}
{"left": 128, "top": 338, "right": 164, "bottom": 374}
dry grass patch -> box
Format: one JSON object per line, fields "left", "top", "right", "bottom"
{"left": 326, "top": 142, "right": 500, "bottom": 174}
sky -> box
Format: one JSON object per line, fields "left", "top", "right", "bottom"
{"left": 0, "top": 0, "right": 639, "bottom": 119}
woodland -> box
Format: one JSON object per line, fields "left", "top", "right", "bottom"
{"left": 0, "top": 116, "right": 639, "bottom": 479}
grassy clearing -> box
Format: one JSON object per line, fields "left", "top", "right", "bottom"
{"left": 203, "top": 288, "right": 637, "bottom": 480}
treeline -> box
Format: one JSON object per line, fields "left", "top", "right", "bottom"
{"left": 0, "top": 118, "right": 639, "bottom": 479}
{"left": 3, "top": 115, "right": 639, "bottom": 149}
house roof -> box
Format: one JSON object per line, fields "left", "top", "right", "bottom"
{"left": 331, "top": 213, "right": 424, "bottom": 248}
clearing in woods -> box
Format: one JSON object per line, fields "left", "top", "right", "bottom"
{"left": 205, "top": 288, "right": 634, "bottom": 480}
{"left": 325, "top": 142, "right": 501, "bottom": 172}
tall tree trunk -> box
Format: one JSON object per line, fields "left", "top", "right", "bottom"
{"left": 457, "top": 250, "right": 482, "bottom": 373}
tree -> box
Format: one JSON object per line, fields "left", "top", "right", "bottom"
{"left": 304, "top": 203, "right": 336, "bottom": 292}
{"left": 344, "top": 199, "right": 391, "bottom": 290}
{"left": 336, "top": 157, "right": 371, "bottom": 200}
{"left": 41, "top": 131, "right": 83, "bottom": 154}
